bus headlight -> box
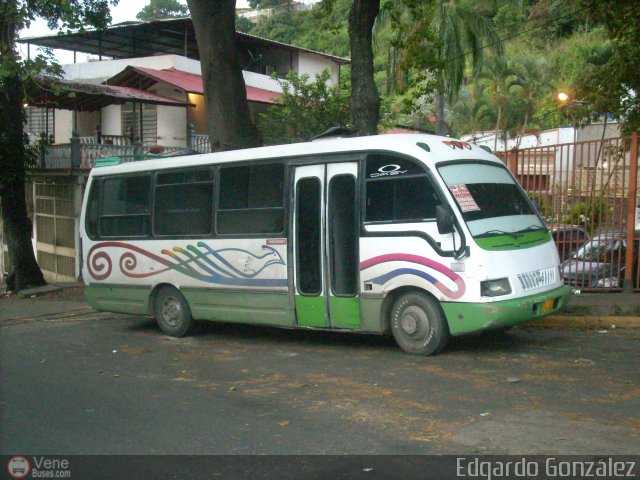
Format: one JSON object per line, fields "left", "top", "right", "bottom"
{"left": 481, "top": 278, "right": 512, "bottom": 297}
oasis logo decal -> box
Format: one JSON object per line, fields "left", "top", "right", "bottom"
{"left": 87, "top": 242, "right": 287, "bottom": 287}
{"left": 369, "top": 164, "right": 408, "bottom": 178}
{"left": 360, "top": 254, "right": 465, "bottom": 299}
{"left": 442, "top": 140, "right": 472, "bottom": 150}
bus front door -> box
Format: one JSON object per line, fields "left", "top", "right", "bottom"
{"left": 293, "top": 163, "right": 361, "bottom": 329}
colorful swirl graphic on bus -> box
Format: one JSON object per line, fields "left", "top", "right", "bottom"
{"left": 360, "top": 254, "right": 466, "bottom": 299}
{"left": 87, "top": 241, "right": 287, "bottom": 287}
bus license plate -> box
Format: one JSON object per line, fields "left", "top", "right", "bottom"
{"left": 540, "top": 299, "right": 554, "bottom": 314}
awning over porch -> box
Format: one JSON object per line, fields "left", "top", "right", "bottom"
{"left": 27, "top": 77, "right": 195, "bottom": 111}
{"left": 106, "top": 66, "right": 281, "bottom": 104}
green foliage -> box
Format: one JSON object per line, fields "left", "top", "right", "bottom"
{"left": 136, "top": 0, "right": 188, "bottom": 21}
{"left": 229, "top": 0, "right": 633, "bottom": 138}
{"left": 493, "top": 3, "right": 527, "bottom": 37}
{"left": 249, "top": 0, "right": 351, "bottom": 58}
{"left": 1, "top": 0, "right": 116, "bottom": 185}
{"left": 256, "top": 70, "right": 352, "bottom": 145}
{"left": 566, "top": 199, "right": 609, "bottom": 233}
{"left": 235, "top": 15, "right": 254, "bottom": 33}
{"left": 573, "top": 0, "right": 640, "bottom": 134}
{"left": 526, "top": 0, "right": 584, "bottom": 46}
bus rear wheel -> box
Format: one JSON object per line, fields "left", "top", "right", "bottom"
{"left": 154, "top": 286, "right": 196, "bottom": 337}
{"left": 390, "top": 292, "right": 449, "bottom": 356}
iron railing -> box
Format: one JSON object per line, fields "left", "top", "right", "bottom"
{"left": 496, "top": 133, "right": 639, "bottom": 292}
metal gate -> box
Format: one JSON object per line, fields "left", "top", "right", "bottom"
{"left": 499, "top": 133, "right": 639, "bottom": 292}
{"left": 34, "top": 181, "right": 78, "bottom": 282}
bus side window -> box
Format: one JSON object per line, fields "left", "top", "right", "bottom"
{"left": 154, "top": 168, "right": 214, "bottom": 236}
{"left": 216, "top": 162, "right": 285, "bottom": 235}
{"left": 365, "top": 156, "right": 438, "bottom": 222}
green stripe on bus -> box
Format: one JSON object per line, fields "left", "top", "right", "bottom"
{"left": 86, "top": 284, "right": 151, "bottom": 315}
{"left": 295, "top": 295, "right": 328, "bottom": 327}
{"left": 442, "top": 285, "right": 572, "bottom": 335}
{"left": 182, "top": 289, "right": 293, "bottom": 327}
{"left": 330, "top": 296, "right": 361, "bottom": 329}
{"left": 474, "top": 230, "right": 551, "bottom": 251}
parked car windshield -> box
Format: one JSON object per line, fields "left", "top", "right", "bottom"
{"left": 571, "top": 237, "right": 625, "bottom": 262}
{"left": 437, "top": 162, "right": 544, "bottom": 237}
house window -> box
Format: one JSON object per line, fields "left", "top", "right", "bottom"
{"left": 121, "top": 102, "right": 157, "bottom": 146}
{"left": 25, "top": 107, "right": 54, "bottom": 140}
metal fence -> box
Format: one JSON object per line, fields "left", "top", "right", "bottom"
{"left": 497, "top": 133, "right": 639, "bottom": 292}
{"left": 34, "top": 181, "right": 77, "bottom": 283}
{"left": 38, "top": 128, "right": 213, "bottom": 170}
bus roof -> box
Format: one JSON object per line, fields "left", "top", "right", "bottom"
{"left": 89, "top": 134, "right": 500, "bottom": 176}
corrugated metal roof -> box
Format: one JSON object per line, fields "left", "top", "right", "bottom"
{"left": 27, "top": 77, "right": 195, "bottom": 111}
{"left": 18, "top": 18, "right": 350, "bottom": 65}
{"left": 107, "top": 66, "right": 281, "bottom": 104}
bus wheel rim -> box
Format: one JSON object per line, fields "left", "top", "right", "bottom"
{"left": 161, "top": 296, "right": 182, "bottom": 326}
{"left": 400, "top": 305, "right": 429, "bottom": 338}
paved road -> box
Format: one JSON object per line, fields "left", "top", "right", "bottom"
{"left": 1, "top": 301, "right": 639, "bottom": 456}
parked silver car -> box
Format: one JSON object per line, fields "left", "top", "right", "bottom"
{"left": 562, "top": 232, "right": 639, "bottom": 290}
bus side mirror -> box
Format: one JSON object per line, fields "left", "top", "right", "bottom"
{"left": 436, "top": 204, "right": 455, "bottom": 234}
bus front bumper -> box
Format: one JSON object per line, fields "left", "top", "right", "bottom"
{"left": 441, "top": 285, "right": 573, "bottom": 336}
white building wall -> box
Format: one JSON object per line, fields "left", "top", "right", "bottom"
{"left": 101, "top": 105, "right": 122, "bottom": 136}
{"left": 463, "top": 123, "right": 621, "bottom": 152}
{"left": 154, "top": 84, "right": 188, "bottom": 146}
{"left": 63, "top": 54, "right": 203, "bottom": 82}
{"left": 242, "top": 70, "right": 282, "bottom": 92}
{"left": 63, "top": 54, "right": 288, "bottom": 93}
{"left": 296, "top": 53, "right": 340, "bottom": 85}
{"left": 54, "top": 109, "right": 73, "bottom": 142}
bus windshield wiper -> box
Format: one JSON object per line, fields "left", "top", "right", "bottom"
{"left": 475, "top": 229, "right": 521, "bottom": 239}
{"left": 513, "top": 225, "right": 547, "bottom": 234}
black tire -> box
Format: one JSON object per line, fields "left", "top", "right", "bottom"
{"left": 154, "top": 286, "right": 196, "bottom": 337}
{"left": 390, "top": 291, "right": 450, "bottom": 356}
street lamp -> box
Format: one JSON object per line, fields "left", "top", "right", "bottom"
{"left": 557, "top": 92, "right": 588, "bottom": 105}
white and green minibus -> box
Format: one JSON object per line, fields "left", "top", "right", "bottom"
{"left": 80, "top": 134, "right": 572, "bottom": 355}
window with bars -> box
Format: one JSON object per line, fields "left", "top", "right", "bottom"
{"left": 121, "top": 102, "right": 157, "bottom": 146}
{"left": 25, "top": 107, "right": 54, "bottom": 139}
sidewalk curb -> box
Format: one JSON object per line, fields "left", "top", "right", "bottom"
{"left": 530, "top": 315, "right": 640, "bottom": 329}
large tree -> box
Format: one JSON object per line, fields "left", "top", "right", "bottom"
{"left": 136, "top": 0, "right": 189, "bottom": 22}
{"left": 1, "top": 0, "right": 115, "bottom": 292}
{"left": 348, "top": 0, "right": 380, "bottom": 135}
{"left": 380, "top": 0, "right": 503, "bottom": 135}
{"left": 186, "top": 0, "right": 262, "bottom": 151}
{"left": 574, "top": 0, "right": 640, "bottom": 134}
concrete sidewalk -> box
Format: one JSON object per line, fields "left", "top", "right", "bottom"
{"left": 1, "top": 282, "right": 638, "bottom": 328}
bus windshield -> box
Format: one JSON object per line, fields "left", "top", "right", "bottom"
{"left": 437, "top": 162, "right": 544, "bottom": 238}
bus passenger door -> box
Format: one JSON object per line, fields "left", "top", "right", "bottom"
{"left": 293, "top": 163, "right": 361, "bottom": 329}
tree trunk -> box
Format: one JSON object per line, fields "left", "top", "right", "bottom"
{"left": 435, "top": 92, "right": 447, "bottom": 136}
{"left": 348, "top": 0, "right": 380, "bottom": 136}
{"left": 187, "top": 0, "right": 262, "bottom": 151}
{"left": 1, "top": 10, "right": 47, "bottom": 292}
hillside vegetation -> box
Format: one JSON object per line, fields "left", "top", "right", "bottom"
{"left": 242, "top": 0, "right": 631, "bottom": 140}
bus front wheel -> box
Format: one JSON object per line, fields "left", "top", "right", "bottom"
{"left": 154, "top": 286, "right": 196, "bottom": 337}
{"left": 390, "top": 292, "right": 449, "bottom": 356}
